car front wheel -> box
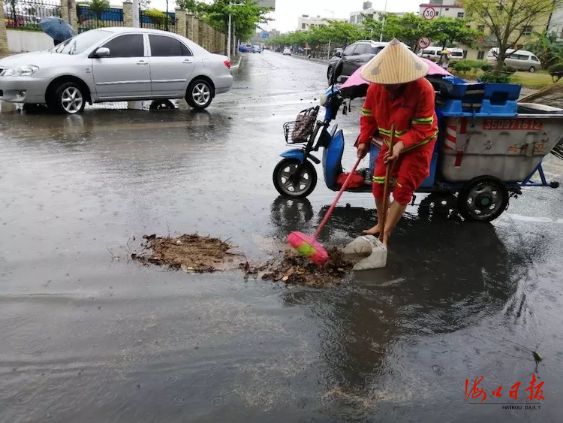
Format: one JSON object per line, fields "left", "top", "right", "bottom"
{"left": 186, "top": 79, "right": 213, "bottom": 109}
{"left": 48, "top": 81, "right": 85, "bottom": 114}
{"left": 529, "top": 66, "right": 536, "bottom": 73}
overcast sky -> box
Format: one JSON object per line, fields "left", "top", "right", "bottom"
{"left": 147, "top": 0, "right": 423, "bottom": 33}
{"left": 265, "top": 0, "right": 422, "bottom": 32}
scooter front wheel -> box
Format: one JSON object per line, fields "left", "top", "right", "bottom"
{"left": 273, "top": 158, "right": 317, "bottom": 198}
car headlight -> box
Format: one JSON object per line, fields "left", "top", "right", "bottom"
{"left": 3, "top": 65, "right": 40, "bottom": 77}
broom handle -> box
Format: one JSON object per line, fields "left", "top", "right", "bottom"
{"left": 314, "top": 156, "right": 363, "bottom": 239}
{"left": 379, "top": 127, "right": 395, "bottom": 243}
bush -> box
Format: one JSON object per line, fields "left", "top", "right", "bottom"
{"left": 452, "top": 61, "right": 472, "bottom": 73}
{"left": 452, "top": 59, "right": 490, "bottom": 74}
{"left": 478, "top": 71, "right": 511, "bottom": 83}
{"left": 481, "top": 63, "right": 493, "bottom": 72}
{"left": 144, "top": 8, "right": 165, "bottom": 24}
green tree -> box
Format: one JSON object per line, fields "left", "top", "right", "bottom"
{"left": 145, "top": 8, "right": 165, "bottom": 25}
{"left": 89, "top": 0, "right": 110, "bottom": 21}
{"left": 380, "top": 13, "right": 432, "bottom": 51}
{"left": 427, "top": 17, "right": 478, "bottom": 50}
{"left": 177, "top": 0, "right": 270, "bottom": 41}
{"left": 463, "top": 0, "right": 561, "bottom": 71}
{"left": 525, "top": 31, "right": 563, "bottom": 67}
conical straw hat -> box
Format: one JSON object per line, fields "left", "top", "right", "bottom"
{"left": 361, "top": 39, "right": 429, "bottom": 84}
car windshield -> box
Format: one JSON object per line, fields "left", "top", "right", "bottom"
{"left": 51, "top": 29, "right": 111, "bottom": 55}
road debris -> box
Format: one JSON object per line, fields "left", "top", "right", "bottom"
{"left": 131, "top": 234, "right": 238, "bottom": 273}
{"left": 241, "top": 248, "right": 353, "bottom": 287}
{"left": 133, "top": 234, "right": 353, "bottom": 286}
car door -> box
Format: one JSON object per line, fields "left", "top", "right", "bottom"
{"left": 92, "top": 33, "right": 150, "bottom": 99}
{"left": 341, "top": 44, "right": 358, "bottom": 76}
{"left": 148, "top": 34, "right": 194, "bottom": 97}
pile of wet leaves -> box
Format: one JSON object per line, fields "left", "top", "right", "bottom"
{"left": 240, "top": 248, "right": 353, "bottom": 287}
{"left": 132, "top": 233, "right": 353, "bottom": 286}
{"left": 132, "top": 234, "right": 238, "bottom": 273}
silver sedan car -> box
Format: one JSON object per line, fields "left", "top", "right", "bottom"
{"left": 0, "top": 27, "right": 233, "bottom": 114}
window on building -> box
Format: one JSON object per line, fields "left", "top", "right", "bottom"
{"left": 302, "top": 23, "right": 306, "bottom": 29}
{"left": 435, "top": 11, "right": 439, "bottom": 16}
{"left": 457, "top": 12, "right": 464, "bottom": 18}
{"left": 477, "top": 50, "right": 485, "bottom": 60}
{"left": 522, "top": 25, "right": 533, "bottom": 36}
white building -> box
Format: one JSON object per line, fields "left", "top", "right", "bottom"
{"left": 419, "top": 1, "right": 465, "bottom": 20}
{"left": 297, "top": 15, "right": 346, "bottom": 31}
{"left": 350, "top": 1, "right": 405, "bottom": 24}
{"left": 257, "top": 0, "right": 276, "bottom": 9}
{"left": 548, "top": 5, "right": 563, "bottom": 41}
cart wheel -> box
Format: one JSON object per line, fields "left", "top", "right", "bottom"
{"left": 273, "top": 158, "right": 317, "bottom": 198}
{"left": 458, "top": 176, "right": 509, "bottom": 222}
{"left": 550, "top": 181, "right": 560, "bottom": 188}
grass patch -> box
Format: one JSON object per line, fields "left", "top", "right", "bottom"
{"left": 510, "top": 71, "right": 561, "bottom": 89}
{"left": 452, "top": 69, "right": 562, "bottom": 90}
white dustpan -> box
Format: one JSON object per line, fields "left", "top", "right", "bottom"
{"left": 343, "top": 126, "right": 396, "bottom": 270}
{"left": 342, "top": 235, "right": 387, "bottom": 270}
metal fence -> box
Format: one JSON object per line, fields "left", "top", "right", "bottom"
{"left": 3, "top": 0, "right": 61, "bottom": 31}
{"left": 139, "top": 10, "right": 176, "bottom": 33}
{"left": 77, "top": 5, "right": 124, "bottom": 33}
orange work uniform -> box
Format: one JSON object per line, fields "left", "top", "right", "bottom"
{"left": 357, "top": 78, "right": 439, "bottom": 205}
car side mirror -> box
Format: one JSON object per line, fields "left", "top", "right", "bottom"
{"left": 93, "top": 47, "right": 110, "bottom": 58}
{"left": 334, "top": 51, "right": 342, "bottom": 58}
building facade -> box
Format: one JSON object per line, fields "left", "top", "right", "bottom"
{"left": 548, "top": 5, "right": 563, "bottom": 41}
{"left": 297, "top": 15, "right": 346, "bottom": 31}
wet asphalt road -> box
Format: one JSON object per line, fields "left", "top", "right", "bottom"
{"left": 1, "top": 51, "right": 563, "bottom": 422}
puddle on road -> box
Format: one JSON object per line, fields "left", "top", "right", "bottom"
{"left": 132, "top": 233, "right": 353, "bottom": 287}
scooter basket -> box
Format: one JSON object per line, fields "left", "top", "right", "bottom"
{"left": 283, "top": 107, "right": 318, "bottom": 143}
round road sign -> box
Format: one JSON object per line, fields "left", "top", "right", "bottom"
{"left": 418, "top": 37, "right": 431, "bottom": 49}
{"left": 423, "top": 7, "right": 436, "bottom": 20}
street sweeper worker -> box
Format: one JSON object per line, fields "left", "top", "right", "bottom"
{"left": 356, "top": 39, "right": 438, "bottom": 245}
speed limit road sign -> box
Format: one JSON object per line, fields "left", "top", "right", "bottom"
{"left": 423, "top": 7, "right": 436, "bottom": 20}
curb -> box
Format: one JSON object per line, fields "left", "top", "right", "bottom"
{"left": 230, "top": 55, "right": 243, "bottom": 70}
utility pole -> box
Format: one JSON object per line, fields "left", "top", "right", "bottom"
{"left": 227, "top": 12, "right": 232, "bottom": 58}
{"left": 165, "top": 0, "right": 169, "bottom": 31}
{"left": 379, "top": 0, "right": 388, "bottom": 42}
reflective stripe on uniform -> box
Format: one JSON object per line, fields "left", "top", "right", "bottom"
{"left": 411, "top": 116, "right": 434, "bottom": 125}
{"left": 361, "top": 107, "right": 372, "bottom": 116}
{"left": 372, "top": 176, "right": 399, "bottom": 186}
{"left": 379, "top": 127, "right": 407, "bottom": 137}
{"left": 401, "top": 130, "right": 439, "bottom": 153}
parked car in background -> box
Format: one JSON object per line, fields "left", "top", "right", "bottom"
{"left": 252, "top": 45, "right": 262, "bottom": 53}
{"left": 238, "top": 43, "right": 253, "bottom": 53}
{"left": 447, "top": 48, "right": 464, "bottom": 62}
{"left": 486, "top": 48, "right": 542, "bottom": 72}
{"left": 0, "top": 27, "right": 233, "bottom": 114}
{"left": 283, "top": 47, "right": 291, "bottom": 55}
{"left": 326, "top": 40, "right": 388, "bottom": 82}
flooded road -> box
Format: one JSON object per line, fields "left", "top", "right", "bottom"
{"left": 1, "top": 51, "right": 563, "bottom": 422}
